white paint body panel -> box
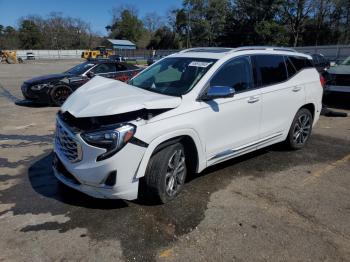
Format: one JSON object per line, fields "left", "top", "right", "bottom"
{"left": 61, "top": 76, "right": 181, "bottom": 117}
{"left": 54, "top": 49, "right": 323, "bottom": 200}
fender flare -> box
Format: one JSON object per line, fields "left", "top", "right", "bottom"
{"left": 134, "top": 129, "right": 206, "bottom": 179}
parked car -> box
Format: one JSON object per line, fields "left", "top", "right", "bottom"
{"left": 20, "top": 59, "right": 141, "bottom": 106}
{"left": 53, "top": 47, "right": 323, "bottom": 203}
{"left": 323, "top": 55, "right": 350, "bottom": 94}
{"left": 311, "top": 53, "right": 330, "bottom": 72}
{"left": 26, "top": 52, "right": 35, "bottom": 60}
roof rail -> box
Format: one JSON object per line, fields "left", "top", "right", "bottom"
{"left": 179, "top": 47, "right": 233, "bottom": 53}
{"left": 178, "top": 46, "right": 297, "bottom": 54}
{"left": 232, "top": 46, "right": 297, "bottom": 53}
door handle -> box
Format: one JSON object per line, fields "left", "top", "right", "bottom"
{"left": 292, "top": 86, "right": 302, "bottom": 92}
{"left": 247, "top": 96, "right": 260, "bottom": 103}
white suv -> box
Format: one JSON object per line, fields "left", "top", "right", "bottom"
{"left": 53, "top": 47, "right": 323, "bottom": 203}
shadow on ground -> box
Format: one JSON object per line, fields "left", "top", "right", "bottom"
{"left": 0, "top": 133, "right": 349, "bottom": 261}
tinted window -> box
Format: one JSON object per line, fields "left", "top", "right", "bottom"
{"left": 92, "top": 63, "right": 116, "bottom": 74}
{"left": 116, "top": 63, "right": 127, "bottom": 71}
{"left": 318, "top": 55, "right": 325, "bottom": 63}
{"left": 210, "top": 57, "right": 253, "bottom": 92}
{"left": 254, "top": 55, "right": 287, "bottom": 86}
{"left": 65, "top": 62, "right": 95, "bottom": 75}
{"left": 311, "top": 54, "right": 319, "bottom": 63}
{"left": 285, "top": 56, "right": 297, "bottom": 78}
{"left": 289, "top": 56, "right": 313, "bottom": 71}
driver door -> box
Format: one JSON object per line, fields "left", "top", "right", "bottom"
{"left": 196, "top": 56, "right": 262, "bottom": 164}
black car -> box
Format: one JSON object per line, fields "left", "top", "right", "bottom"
{"left": 323, "top": 55, "right": 350, "bottom": 95}
{"left": 20, "top": 60, "right": 141, "bottom": 106}
{"left": 311, "top": 53, "right": 330, "bottom": 73}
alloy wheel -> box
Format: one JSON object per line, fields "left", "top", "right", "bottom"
{"left": 52, "top": 86, "right": 71, "bottom": 106}
{"left": 293, "top": 113, "right": 311, "bottom": 145}
{"left": 165, "top": 149, "right": 186, "bottom": 197}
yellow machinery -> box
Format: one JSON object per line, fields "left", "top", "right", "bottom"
{"left": 81, "top": 46, "right": 114, "bottom": 60}
{"left": 0, "top": 50, "right": 23, "bottom": 64}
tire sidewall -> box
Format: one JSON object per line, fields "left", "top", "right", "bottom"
{"left": 50, "top": 85, "right": 72, "bottom": 106}
{"left": 150, "top": 143, "right": 187, "bottom": 203}
{"left": 288, "top": 108, "right": 313, "bottom": 150}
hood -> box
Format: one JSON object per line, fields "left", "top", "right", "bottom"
{"left": 327, "top": 65, "right": 350, "bottom": 75}
{"left": 61, "top": 76, "right": 182, "bottom": 118}
{"left": 24, "top": 73, "right": 72, "bottom": 84}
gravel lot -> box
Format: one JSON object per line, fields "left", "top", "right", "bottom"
{"left": 0, "top": 60, "right": 349, "bottom": 262}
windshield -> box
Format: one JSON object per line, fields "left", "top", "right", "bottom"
{"left": 129, "top": 57, "right": 216, "bottom": 96}
{"left": 65, "top": 62, "right": 95, "bottom": 75}
{"left": 341, "top": 56, "right": 350, "bottom": 65}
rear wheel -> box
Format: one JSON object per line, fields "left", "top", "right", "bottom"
{"left": 50, "top": 85, "right": 72, "bottom": 106}
{"left": 286, "top": 108, "right": 313, "bottom": 150}
{"left": 144, "top": 143, "right": 187, "bottom": 203}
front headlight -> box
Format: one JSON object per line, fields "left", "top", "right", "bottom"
{"left": 31, "top": 83, "right": 50, "bottom": 91}
{"left": 81, "top": 124, "right": 136, "bottom": 161}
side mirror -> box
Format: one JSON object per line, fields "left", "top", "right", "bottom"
{"left": 201, "top": 86, "right": 235, "bottom": 101}
{"left": 87, "top": 71, "right": 95, "bottom": 78}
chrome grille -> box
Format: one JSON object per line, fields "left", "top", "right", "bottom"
{"left": 55, "top": 119, "right": 82, "bottom": 163}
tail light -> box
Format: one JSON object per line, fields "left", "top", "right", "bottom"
{"left": 320, "top": 74, "right": 326, "bottom": 88}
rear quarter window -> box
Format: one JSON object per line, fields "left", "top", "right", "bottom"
{"left": 285, "top": 56, "right": 297, "bottom": 78}
{"left": 253, "top": 55, "right": 287, "bottom": 86}
{"left": 289, "top": 56, "right": 313, "bottom": 71}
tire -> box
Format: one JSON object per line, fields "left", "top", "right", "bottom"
{"left": 285, "top": 108, "right": 313, "bottom": 150}
{"left": 18, "top": 57, "right": 23, "bottom": 63}
{"left": 144, "top": 143, "right": 187, "bottom": 203}
{"left": 50, "top": 85, "right": 72, "bottom": 106}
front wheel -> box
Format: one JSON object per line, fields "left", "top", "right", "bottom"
{"left": 144, "top": 143, "right": 187, "bottom": 203}
{"left": 50, "top": 85, "right": 72, "bottom": 106}
{"left": 286, "top": 108, "right": 313, "bottom": 150}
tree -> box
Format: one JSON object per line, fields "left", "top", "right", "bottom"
{"left": 281, "top": 0, "right": 314, "bottom": 46}
{"left": 109, "top": 7, "right": 145, "bottom": 44}
{"left": 147, "top": 26, "right": 180, "bottom": 49}
{"left": 143, "top": 12, "right": 164, "bottom": 32}
{"left": 18, "top": 19, "right": 44, "bottom": 49}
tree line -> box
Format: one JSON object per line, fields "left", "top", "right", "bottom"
{"left": 0, "top": 12, "right": 101, "bottom": 50}
{"left": 1, "top": 0, "right": 350, "bottom": 50}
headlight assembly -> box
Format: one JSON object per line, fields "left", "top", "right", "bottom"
{"left": 31, "top": 83, "right": 50, "bottom": 91}
{"left": 81, "top": 124, "right": 136, "bottom": 161}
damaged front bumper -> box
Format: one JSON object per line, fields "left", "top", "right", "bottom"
{"left": 53, "top": 117, "right": 147, "bottom": 200}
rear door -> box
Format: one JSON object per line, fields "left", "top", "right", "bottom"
{"left": 253, "top": 55, "right": 306, "bottom": 141}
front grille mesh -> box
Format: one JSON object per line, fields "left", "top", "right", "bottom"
{"left": 55, "top": 119, "right": 82, "bottom": 163}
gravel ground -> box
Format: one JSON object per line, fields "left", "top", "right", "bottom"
{"left": 0, "top": 61, "right": 349, "bottom": 262}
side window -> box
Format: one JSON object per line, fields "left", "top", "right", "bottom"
{"left": 92, "top": 63, "right": 116, "bottom": 74}
{"left": 116, "top": 63, "right": 127, "bottom": 71}
{"left": 285, "top": 56, "right": 297, "bottom": 78}
{"left": 254, "top": 55, "right": 287, "bottom": 86}
{"left": 289, "top": 56, "right": 313, "bottom": 71}
{"left": 210, "top": 56, "right": 253, "bottom": 92}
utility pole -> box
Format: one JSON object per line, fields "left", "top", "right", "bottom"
{"left": 186, "top": 5, "right": 191, "bottom": 48}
